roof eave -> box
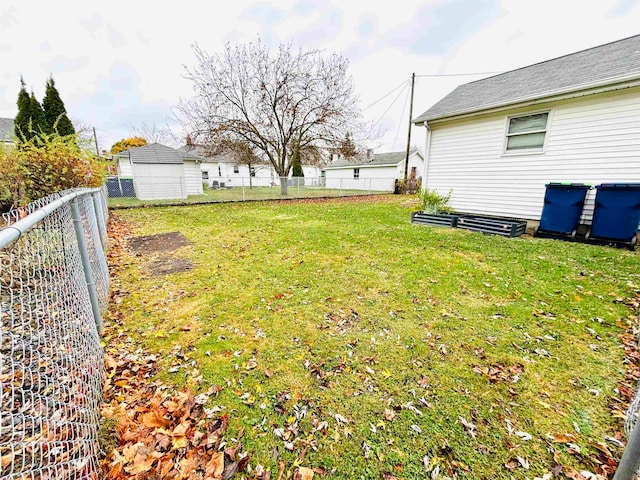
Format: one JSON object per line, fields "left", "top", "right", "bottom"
{"left": 324, "top": 162, "right": 400, "bottom": 169}
{"left": 414, "top": 74, "right": 640, "bottom": 126}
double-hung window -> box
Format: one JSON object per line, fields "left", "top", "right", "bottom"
{"left": 505, "top": 112, "right": 549, "bottom": 153}
{"left": 353, "top": 168, "right": 360, "bottom": 179}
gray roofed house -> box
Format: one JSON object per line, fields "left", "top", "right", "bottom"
{"left": 323, "top": 150, "right": 424, "bottom": 192}
{"left": 413, "top": 35, "right": 640, "bottom": 226}
{"left": 414, "top": 34, "right": 640, "bottom": 124}
{"left": 116, "top": 142, "right": 205, "bottom": 164}
{"left": 324, "top": 151, "right": 416, "bottom": 169}
{"left": 0, "top": 118, "right": 15, "bottom": 143}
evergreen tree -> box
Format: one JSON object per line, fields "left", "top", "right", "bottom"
{"left": 42, "top": 77, "right": 75, "bottom": 136}
{"left": 291, "top": 141, "right": 304, "bottom": 177}
{"left": 29, "top": 92, "right": 46, "bottom": 136}
{"left": 14, "top": 78, "right": 32, "bottom": 140}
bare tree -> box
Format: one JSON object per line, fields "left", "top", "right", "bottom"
{"left": 132, "top": 123, "right": 178, "bottom": 146}
{"left": 178, "top": 40, "right": 369, "bottom": 195}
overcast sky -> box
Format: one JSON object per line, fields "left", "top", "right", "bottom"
{"left": 1, "top": 0, "right": 639, "bottom": 153}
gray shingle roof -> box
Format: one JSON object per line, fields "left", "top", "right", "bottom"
{"left": 325, "top": 151, "right": 422, "bottom": 168}
{"left": 414, "top": 34, "right": 640, "bottom": 123}
{"left": 0, "top": 118, "right": 14, "bottom": 142}
{"left": 116, "top": 143, "right": 204, "bottom": 164}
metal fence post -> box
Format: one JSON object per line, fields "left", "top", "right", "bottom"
{"left": 91, "top": 191, "right": 107, "bottom": 251}
{"left": 70, "top": 196, "right": 104, "bottom": 335}
{"left": 242, "top": 176, "right": 246, "bottom": 201}
{"left": 614, "top": 418, "right": 640, "bottom": 480}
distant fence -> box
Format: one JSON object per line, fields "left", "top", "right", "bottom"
{"left": 106, "top": 175, "right": 398, "bottom": 207}
{"left": 0, "top": 188, "right": 108, "bottom": 479}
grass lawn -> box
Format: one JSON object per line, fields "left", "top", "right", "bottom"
{"left": 108, "top": 196, "right": 638, "bottom": 479}
{"left": 107, "top": 184, "right": 387, "bottom": 208}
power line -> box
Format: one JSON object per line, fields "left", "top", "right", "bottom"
{"left": 372, "top": 81, "right": 409, "bottom": 128}
{"left": 363, "top": 79, "right": 409, "bottom": 111}
{"left": 392, "top": 80, "right": 410, "bottom": 151}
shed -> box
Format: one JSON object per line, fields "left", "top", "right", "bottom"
{"left": 413, "top": 34, "right": 640, "bottom": 224}
{"left": 115, "top": 143, "right": 204, "bottom": 200}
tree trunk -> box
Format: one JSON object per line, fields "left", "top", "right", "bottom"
{"left": 279, "top": 176, "right": 288, "bottom": 195}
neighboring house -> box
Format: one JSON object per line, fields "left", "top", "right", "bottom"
{"left": 199, "top": 152, "right": 277, "bottom": 188}
{"left": 114, "top": 143, "right": 203, "bottom": 200}
{"left": 413, "top": 34, "right": 640, "bottom": 223}
{"left": 181, "top": 142, "right": 324, "bottom": 188}
{"left": 0, "top": 118, "right": 14, "bottom": 145}
{"left": 323, "top": 151, "right": 424, "bottom": 191}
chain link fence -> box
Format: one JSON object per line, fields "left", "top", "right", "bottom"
{"left": 1, "top": 188, "right": 108, "bottom": 479}
{"left": 616, "top": 317, "right": 640, "bottom": 480}
{"left": 106, "top": 175, "right": 398, "bottom": 207}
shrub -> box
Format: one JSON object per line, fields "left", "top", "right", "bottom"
{"left": 420, "top": 188, "right": 453, "bottom": 214}
{"left": 0, "top": 145, "right": 27, "bottom": 212}
{"left": 0, "top": 133, "right": 105, "bottom": 212}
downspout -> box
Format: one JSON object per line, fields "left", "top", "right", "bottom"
{"left": 421, "top": 122, "right": 432, "bottom": 191}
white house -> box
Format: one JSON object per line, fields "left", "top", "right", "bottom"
{"left": 181, "top": 143, "right": 324, "bottom": 188}
{"left": 114, "top": 143, "right": 204, "bottom": 200}
{"left": 323, "top": 151, "right": 424, "bottom": 191}
{"left": 199, "top": 153, "right": 277, "bottom": 188}
{"left": 413, "top": 34, "right": 640, "bottom": 223}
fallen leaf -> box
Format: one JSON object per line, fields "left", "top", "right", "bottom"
{"left": 515, "top": 431, "right": 532, "bottom": 441}
{"left": 383, "top": 408, "right": 396, "bottom": 421}
{"left": 294, "top": 466, "right": 314, "bottom": 480}
{"left": 204, "top": 452, "right": 224, "bottom": 479}
{"left": 141, "top": 410, "right": 171, "bottom": 429}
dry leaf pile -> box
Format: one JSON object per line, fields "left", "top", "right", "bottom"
{"left": 100, "top": 345, "right": 245, "bottom": 479}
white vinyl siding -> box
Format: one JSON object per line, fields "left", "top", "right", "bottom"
{"left": 131, "top": 163, "right": 186, "bottom": 201}
{"left": 183, "top": 160, "right": 203, "bottom": 195}
{"left": 424, "top": 86, "right": 640, "bottom": 222}
{"left": 324, "top": 152, "right": 424, "bottom": 191}
{"left": 117, "top": 157, "right": 133, "bottom": 177}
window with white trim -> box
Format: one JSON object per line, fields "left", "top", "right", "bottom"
{"left": 505, "top": 112, "right": 549, "bottom": 152}
{"left": 233, "top": 165, "right": 239, "bottom": 173}
{"left": 353, "top": 168, "right": 360, "bottom": 179}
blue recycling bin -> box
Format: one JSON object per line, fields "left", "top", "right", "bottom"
{"left": 535, "top": 183, "right": 592, "bottom": 240}
{"left": 587, "top": 183, "right": 640, "bottom": 249}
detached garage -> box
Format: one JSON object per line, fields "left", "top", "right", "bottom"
{"left": 115, "top": 143, "right": 204, "bottom": 201}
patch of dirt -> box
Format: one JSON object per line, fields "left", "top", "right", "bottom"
{"left": 128, "top": 231, "right": 191, "bottom": 254}
{"left": 149, "top": 256, "right": 194, "bottom": 276}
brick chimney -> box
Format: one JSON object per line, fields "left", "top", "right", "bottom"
{"left": 366, "top": 149, "right": 374, "bottom": 162}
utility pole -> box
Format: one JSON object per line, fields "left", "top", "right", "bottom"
{"left": 403, "top": 72, "right": 416, "bottom": 182}
{"left": 92, "top": 127, "right": 100, "bottom": 158}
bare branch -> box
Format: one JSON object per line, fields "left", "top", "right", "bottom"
{"left": 177, "top": 40, "right": 375, "bottom": 193}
